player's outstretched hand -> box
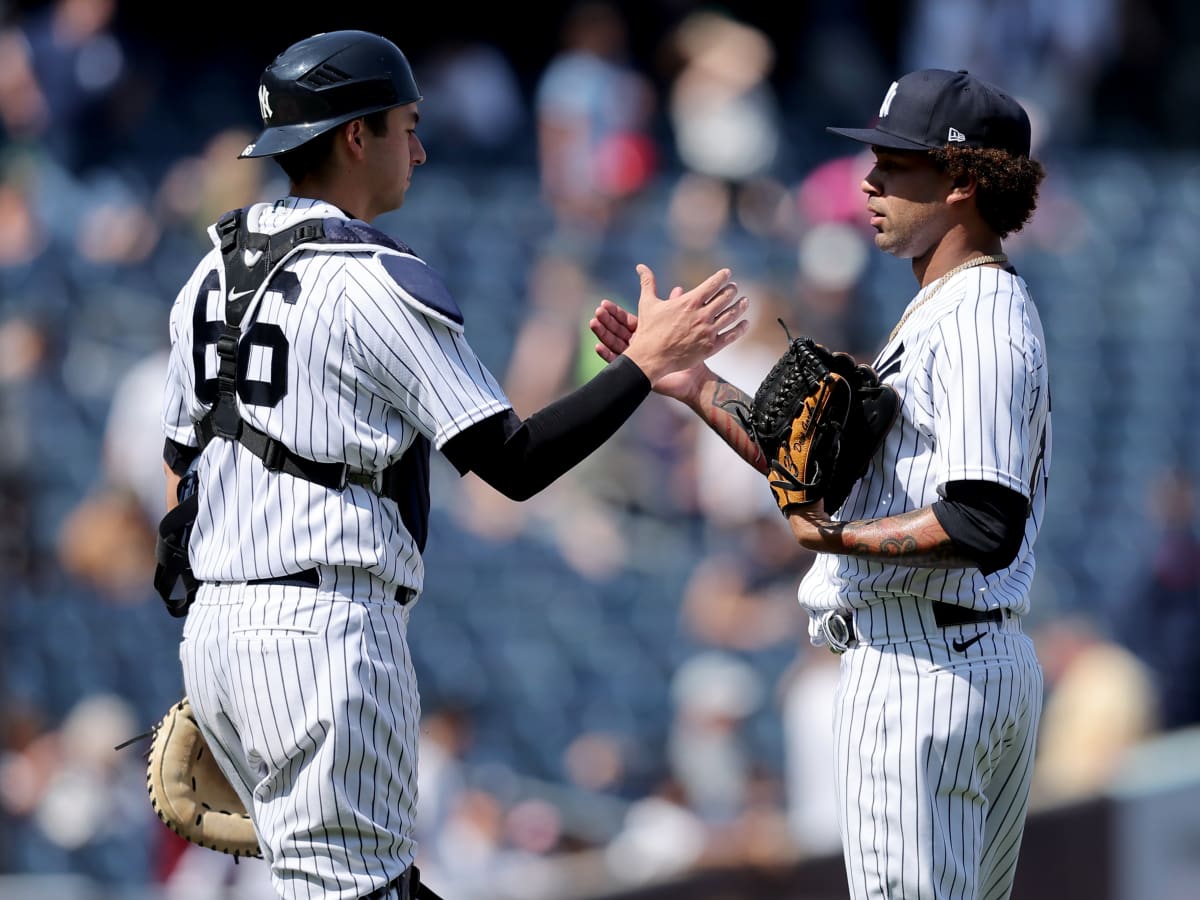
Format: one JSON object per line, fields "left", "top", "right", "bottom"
{"left": 591, "top": 293, "right": 704, "bottom": 403}
{"left": 590, "top": 297, "right": 638, "bottom": 363}
{"left": 606, "top": 264, "right": 748, "bottom": 391}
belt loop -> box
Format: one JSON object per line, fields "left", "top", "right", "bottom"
{"left": 359, "top": 866, "right": 413, "bottom": 899}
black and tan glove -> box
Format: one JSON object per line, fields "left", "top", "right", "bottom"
{"left": 741, "top": 323, "right": 900, "bottom": 515}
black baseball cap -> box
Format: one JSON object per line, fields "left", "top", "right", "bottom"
{"left": 826, "top": 69, "right": 1031, "bottom": 158}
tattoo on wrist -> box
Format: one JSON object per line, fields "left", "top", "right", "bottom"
{"left": 711, "top": 379, "right": 749, "bottom": 413}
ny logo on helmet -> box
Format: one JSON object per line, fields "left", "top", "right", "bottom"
{"left": 258, "top": 85, "right": 273, "bottom": 121}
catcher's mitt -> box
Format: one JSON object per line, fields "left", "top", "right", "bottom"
{"left": 146, "top": 697, "right": 261, "bottom": 859}
{"left": 740, "top": 322, "right": 900, "bottom": 514}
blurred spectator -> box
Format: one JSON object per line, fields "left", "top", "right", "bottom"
{"left": 899, "top": 0, "right": 1121, "bottom": 149}
{"left": 777, "top": 644, "right": 842, "bottom": 857}
{"left": 54, "top": 347, "right": 169, "bottom": 605}
{"left": 417, "top": 40, "right": 528, "bottom": 166}
{"left": 679, "top": 515, "right": 809, "bottom": 653}
{"left": 0, "top": 159, "right": 48, "bottom": 270}
{"left": 666, "top": 650, "right": 763, "bottom": 824}
{"left": 99, "top": 348, "right": 169, "bottom": 524}
{"left": 0, "top": 697, "right": 52, "bottom": 870}
{"left": 793, "top": 148, "right": 878, "bottom": 231}
{"left": 602, "top": 777, "right": 709, "bottom": 885}
{"left": 155, "top": 125, "right": 277, "bottom": 249}
{"left": 665, "top": 172, "right": 734, "bottom": 255}
{"left": 1030, "top": 614, "right": 1161, "bottom": 806}
{"left": 416, "top": 702, "right": 475, "bottom": 875}
{"left": 660, "top": 10, "right": 784, "bottom": 206}
{"left": 0, "top": 313, "right": 44, "bottom": 583}
{"left": 792, "top": 220, "right": 874, "bottom": 353}
{"left": 0, "top": 693, "right": 155, "bottom": 887}
{"left": 534, "top": 1, "right": 658, "bottom": 238}
{"left": 55, "top": 483, "right": 157, "bottom": 604}
{"left": 562, "top": 730, "right": 630, "bottom": 795}
{"left": 774, "top": 5, "right": 898, "bottom": 167}
{"left": 418, "top": 786, "right": 565, "bottom": 900}
{"left": 0, "top": 0, "right": 145, "bottom": 173}
{"left": 1112, "top": 468, "right": 1200, "bottom": 731}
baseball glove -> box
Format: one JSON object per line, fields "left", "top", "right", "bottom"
{"left": 739, "top": 322, "right": 900, "bottom": 515}
{"left": 146, "top": 697, "right": 262, "bottom": 859}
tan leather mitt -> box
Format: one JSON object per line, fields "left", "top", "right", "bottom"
{"left": 146, "top": 697, "right": 262, "bottom": 859}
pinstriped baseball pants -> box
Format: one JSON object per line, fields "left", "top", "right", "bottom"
{"left": 831, "top": 608, "right": 1043, "bottom": 900}
{"left": 181, "top": 572, "right": 421, "bottom": 900}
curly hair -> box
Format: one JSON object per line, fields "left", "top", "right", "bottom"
{"left": 930, "top": 146, "right": 1045, "bottom": 238}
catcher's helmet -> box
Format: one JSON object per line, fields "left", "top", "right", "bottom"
{"left": 239, "top": 30, "right": 421, "bottom": 159}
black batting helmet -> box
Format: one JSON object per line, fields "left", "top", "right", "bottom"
{"left": 239, "top": 30, "right": 421, "bottom": 159}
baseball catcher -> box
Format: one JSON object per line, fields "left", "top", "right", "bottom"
{"left": 738, "top": 322, "right": 899, "bottom": 515}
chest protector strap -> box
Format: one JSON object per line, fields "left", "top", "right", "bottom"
{"left": 156, "top": 210, "right": 436, "bottom": 616}
{"left": 194, "top": 208, "right": 431, "bottom": 546}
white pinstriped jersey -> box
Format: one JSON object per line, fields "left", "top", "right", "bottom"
{"left": 798, "top": 265, "right": 1052, "bottom": 633}
{"left": 162, "top": 198, "right": 510, "bottom": 593}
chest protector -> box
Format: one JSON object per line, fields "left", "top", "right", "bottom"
{"left": 154, "top": 208, "right": 432, "bottom": 615}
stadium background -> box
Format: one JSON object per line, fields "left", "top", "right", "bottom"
{"left": 0, "top": 0, "right": 1199, "bottom": 898}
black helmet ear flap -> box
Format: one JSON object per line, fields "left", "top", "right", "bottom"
{"left": 240, "top": 30, "right": 421, "bottom": 159}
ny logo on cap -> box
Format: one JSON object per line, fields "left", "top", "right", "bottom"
{"left": 947, "top": 127, "right": 966, "bottom": 142}
{"left": 258, "top": 85, "right": 273, "bottom": 122}
{"left": 879, "top": 81, "right": 900, "bottom": 118}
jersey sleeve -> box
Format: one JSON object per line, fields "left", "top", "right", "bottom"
{"left": 929, "top": 283, "right": 1043, "bottom": 497}
{"left": 343, "top": 255, "right": 511, "bottom": 448}
{"left": 162, "top": 254, "right": 220, "bottom": 450}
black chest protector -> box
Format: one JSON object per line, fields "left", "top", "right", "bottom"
{"left": 154, "top": 208, "right": 432, "bottom": 615}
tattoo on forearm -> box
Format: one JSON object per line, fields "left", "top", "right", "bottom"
{"left": 708, "top": 379, "right": 768, "bottom": 472}
{"left": 878, "top": 536, "right": 918, "bottom": 556}
{"left": 844, "top": 508, "right": 972, "bottom": 568}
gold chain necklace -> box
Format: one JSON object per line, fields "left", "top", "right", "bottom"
{"left": 888, "top": 254, "right": 1008, "bottom": 343}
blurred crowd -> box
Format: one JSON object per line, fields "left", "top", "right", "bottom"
{"left": 1, "top": 1, "right": 1199, "bottom": 898}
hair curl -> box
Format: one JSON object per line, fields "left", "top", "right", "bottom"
{"left": 929, "top": 146, "right": 1045, "bottom": 238}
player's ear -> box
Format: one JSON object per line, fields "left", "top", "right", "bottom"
{"left": 948, "top": 171, "right": 978, "bottom": 203}
{"left": 343, "top": 119, "right": 366, "bottom": 157}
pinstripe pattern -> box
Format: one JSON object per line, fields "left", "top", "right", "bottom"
{"left": 163, "top": 198, "right": 511, "bottom": 898}
{"left": 182, "top": 575, "right": 420, "bottom": 899}
{"left": 832, "top": 615, "right": 1042, "bottom": 900}
{"left": 162, "top": 199, "right": 510, "bottom": 587}
{"left": 800, "top": 265, "right": 1050, "bottom": 899}
{"left": 800, "top": 267, "right": 1051, "bottom": 622}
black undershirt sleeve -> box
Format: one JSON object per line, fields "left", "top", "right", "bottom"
{"left": 931, "top": 480, "right": 1029, "bottom": 575}
{"left": 164, "top": 438, "right": 200, "bottom": 476}
{"left": 441, "top": 354, "right": 651, "bottom": 501}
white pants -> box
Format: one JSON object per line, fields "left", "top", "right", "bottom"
{"left": 832, "top": 605, "right": 1043, "bottom": 900}
{"left": 180, "top": 569, "right": 420, "bottom": 899}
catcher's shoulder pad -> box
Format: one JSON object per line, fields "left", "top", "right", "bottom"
{"left": 377, "top": 253, "right": 465, "bottom": 331}
{"left": 146, "top": 698, "right": 262, "bottom": 859}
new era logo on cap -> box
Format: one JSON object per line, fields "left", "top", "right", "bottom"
{"left": 826, "top": 68, "right": 1031, "bottom": 157}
